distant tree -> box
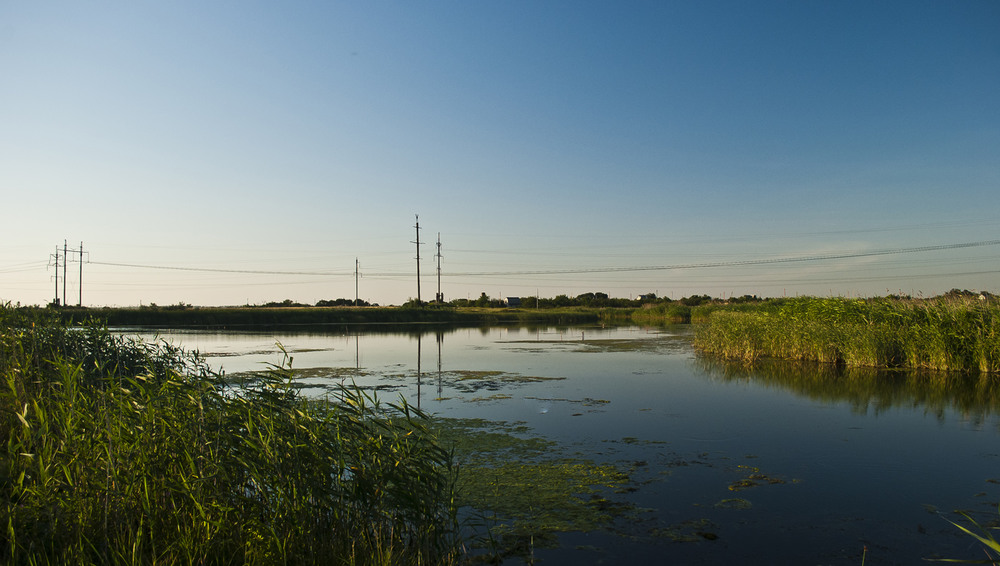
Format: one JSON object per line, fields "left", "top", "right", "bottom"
{"left": 728, "top": 295, "right": 762, "bottom": 304}
{"left": 552, "top": 294, "right": 573, "bottom": 307}
{"left": 316, "top": 298, "right": 370, "bottom": 307}
{"left": 263, "top": 299, "right": 308, "bottom": 307}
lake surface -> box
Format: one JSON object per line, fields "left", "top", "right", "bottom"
{"left": 125, "top": 324, "right": 1000, "bottom": 565}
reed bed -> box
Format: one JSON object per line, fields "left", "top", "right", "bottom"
{"left": 694, "top": 296, "right": 1000, "bottom": 373}
{"left": 0, "top": 305, "right": 460, "bottom": 565}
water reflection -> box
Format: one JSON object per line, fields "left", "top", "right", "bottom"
{"left": 696, "top": 356, "right": 1000, "bottom": 425}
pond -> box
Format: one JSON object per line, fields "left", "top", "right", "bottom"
{"left": 124, "top": 324, "right": 1000, "bottom": 565}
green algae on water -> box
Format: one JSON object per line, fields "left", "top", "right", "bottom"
{"left": 430, "top": 418, "right": 638, "bottom": 558}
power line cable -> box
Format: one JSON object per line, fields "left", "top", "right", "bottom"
{"left": 442, "top": 240, "right": 1000, "bottom": 276}
{"left": 84, "top": 239, "right": 999, "bottom": 278}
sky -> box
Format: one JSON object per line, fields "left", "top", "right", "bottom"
{"left": 1, "top": 1, "right": 998, "bottom": 307}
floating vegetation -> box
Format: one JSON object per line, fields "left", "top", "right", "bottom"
{"left": 467, "top": 393, "right": 513, "bottom": 403}
{"left": 650, "top": 519, "right": 718, "bottom": 542}
{"left": 380, "top": 368, "right": 566, "bottom": 395}
{"left": 609, "top": 436, "right": 668, "bottom": 446}
{"left": 576, "top": 337, "right": 691, "bottom": 355}
{"left": 429, "top": 418, "right": 638, "bottom": 561}
{"left": 715, "top": 498, "right": 753, "bottom": 510}
{"left": 525, "top": 395, "right": 611, "bottom": 408}
{"left": 505, "top": 334, "right": 691, "bottom": 355}
{"left": 225, "top": 365, "right": 370, "bottom": 388}
{"left": 728, "top": 465, "right": 789, "bottom": 492}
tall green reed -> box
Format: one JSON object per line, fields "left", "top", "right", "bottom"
{"left": 0, "top": 304, "right": 460, "bottom": 565}
{"left": 694, "top": 296, "right": 1000, "bottom": 373}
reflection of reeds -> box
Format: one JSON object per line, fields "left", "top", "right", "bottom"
{"left": 695, "top": 356, "right": 1000, "bottom": 419}
{"left": 0, "top": 305, "right": 460, "bottom": 564}
{"left": 694, "top": 297, "right": 1000, "bottom": 373}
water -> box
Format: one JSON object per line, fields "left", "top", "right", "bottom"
{"left": 124, "top": 324, "right": 1000, "bottom": 565}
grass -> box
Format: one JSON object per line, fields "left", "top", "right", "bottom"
{"left": 0, "top": 305, "right": 460, "bottom": 565}
{"left": 693, "top": 296, "right": 1000, "bottom": 373}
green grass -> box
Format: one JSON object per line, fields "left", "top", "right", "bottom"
{"left": 0, "top": 305, "right": 460, "bottom": 565}
{"left": 694, "top": 296, "right": 1000, "bottom": 372}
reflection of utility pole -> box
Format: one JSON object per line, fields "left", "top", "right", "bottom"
{"left": 413, "top": 215, "right": 422, "bottom": 303}
{"left": 435, "top": 233, "right": 443, "bottom": 303}
{"left": 416, "top": 333, "right": 422, "bottom": 410}
{"left": 436, "top": 331, "right": 443, "bottom": 397}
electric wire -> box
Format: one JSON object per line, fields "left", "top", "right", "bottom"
{"left": 78, "top": 239, "right": 999, "bottom": 278}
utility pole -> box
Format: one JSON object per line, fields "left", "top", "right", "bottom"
{"left": 435, "top": 233, "right": 443, "bottom": 303}
{"left": 63, "top": 241, "right": 87, "bottom": 306}
{"left": 50, "top": 246, "right": 60, "bottom": 306}
{"left": 355, "top": 258, "right": 360, "bottom": 306}
{"left": 63, "top": 240, "right": 67, "bottom": 307}
{"left": 78, "top": 241, "right": 83, "bottom": 306}
{"left": 413, "top": 215, "right": 422, "bottom": 303}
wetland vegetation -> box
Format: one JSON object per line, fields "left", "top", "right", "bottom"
{"left": 0, "top": 306, "right": 460, "bottom": 565}
{"left": 694, "top": 294, "right": 1000, "bottom": 372}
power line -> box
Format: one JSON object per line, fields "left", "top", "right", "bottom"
{"left": 89, "top": 261, "right": 344, "bottom": 276}
{"left": 83, "top": 239, "right": 1000, "bottom": 279}
{"left": 441, "top": 239, "right": 1000, "bottom": 277}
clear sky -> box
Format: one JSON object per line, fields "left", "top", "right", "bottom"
{"left": 2, "top": 1, "right": 998, "bottom": 307}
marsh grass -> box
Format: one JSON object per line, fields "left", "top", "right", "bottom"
{"left": 694, "top": 297, "right": 1000, "bottom": 373}
{"left": 0, "top": 305, "right": 460, "bottom": 565}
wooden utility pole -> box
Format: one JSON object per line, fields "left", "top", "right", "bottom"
{"left": 78, "top": 241, "right": 83, "bottom": 306}
{"left": 52, "top": 246, "right": 60, "bottom": 306}
{"left": 63, "top": 240, "right": 67, "bottom": 307}
{"left": 355, "top": 258, "right": 360, "bottom": 306}
{"left": 413, "top": 215, "right": 422, "bottom": 303}
{"left": 435, "top": 233, "right": 443, "bottom": 303}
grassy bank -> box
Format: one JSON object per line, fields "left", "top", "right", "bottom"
{"left": 0, "top": 306, "right": 460, "bottom": 565}
{"left": 42, "top": 305, "right": 622, "bottom": 329}
{"left": 694, "top": 296, "right": 1000, "bottom": 372}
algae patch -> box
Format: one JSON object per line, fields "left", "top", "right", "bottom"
{"left": 727, "top": 464, "right": 790, "bottom": 492}
{"left": 430, "top": 418, "right": 639, "bottom": 560}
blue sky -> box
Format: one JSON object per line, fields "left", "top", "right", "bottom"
{"left": 2, "top": 1, "right": 998, "bottom": 306}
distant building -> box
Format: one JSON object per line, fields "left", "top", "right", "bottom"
{"left": 506, "top": 296, "right": 522, "bottom": 308}
{"left": 638, "top": 293, "right": 657, "bottom": 302}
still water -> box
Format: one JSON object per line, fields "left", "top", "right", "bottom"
{"left": 126, "top": 324, "right": 1000, "bottom": 565}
